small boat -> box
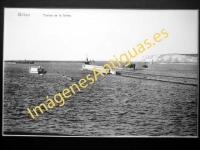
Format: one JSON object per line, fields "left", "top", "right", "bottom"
{"left": 38, "top": 67, "right": 46, "bottom": 75}
{"left": 142, "top": 62, "right": 148, "bottom": 68}
{"left": 29, "top": 66, "right": 46, "bottom": 75}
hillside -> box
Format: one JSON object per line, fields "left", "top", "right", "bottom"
{"left": 140, "top": 53, "right": 198, "bottom": 63}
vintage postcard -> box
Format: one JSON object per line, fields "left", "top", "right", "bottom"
{"left": 3, "top": 8, "right": 198, "bottom": 137}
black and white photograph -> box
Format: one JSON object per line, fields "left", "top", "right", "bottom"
{"left": 3, "top": 8, "right": 198, "bottom": 137}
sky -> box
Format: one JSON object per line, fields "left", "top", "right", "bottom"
{"left": 4, "top": 8, "right": 198, "bottom": 61}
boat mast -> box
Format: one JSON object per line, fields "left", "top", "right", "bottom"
{"left": 86, "top": 54, "right": 88, "bottom": 62}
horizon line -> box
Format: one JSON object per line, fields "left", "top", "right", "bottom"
{"left": 4, "top": 53, "right": 198, "bottom": 62}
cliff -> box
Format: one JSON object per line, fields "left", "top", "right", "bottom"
{"left": 140, "top": 53, "right": 198, "bottom": 63}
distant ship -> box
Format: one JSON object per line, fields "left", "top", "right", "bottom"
{"left": 15, "top": 59, "right": 34, "bottom": 64}
{"left": 84, "top": 55, "right": 95, "bottom": 65}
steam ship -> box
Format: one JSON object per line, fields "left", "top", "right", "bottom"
{"left": 15, "top": 59, "right": 34, "bottom": 64}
